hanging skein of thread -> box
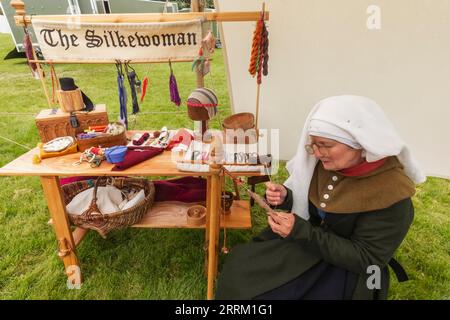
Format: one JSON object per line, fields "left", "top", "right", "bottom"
{"left": 116, "top": 62, "right": 128, "bottom": 129}
{"left": 248, "top": 14, "right": 263, "bottom": 77}
{"left": 257, "top": 20, "right": 269, "bottom": 85}
{"left": 125, "top": 63, "right": 140, "bottom": 114}
{"left": 169, "top": 61, "right": 181, "bottom": 107}
{"left": 23, "top": 29, "right": 39, "bottom": 79}
{"left": 249, "top": 10, "right": 269, "bottom": 83}
{"left": 262, "top": 23, "right": 269, "bottom": 77}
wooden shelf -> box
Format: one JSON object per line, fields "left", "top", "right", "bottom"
{"left": 132, "top": 200, "right": 251, "bottom": 229}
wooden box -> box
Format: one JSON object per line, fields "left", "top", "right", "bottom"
{"left": 35, "top": 104, "right": 109, "bottom": 143}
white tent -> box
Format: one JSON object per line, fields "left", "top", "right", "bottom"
{"left": 216, "top": 0, "right": 450, "bottom": 179}
{"left": 0, "top": 15, "right": 11, "bottom": 33}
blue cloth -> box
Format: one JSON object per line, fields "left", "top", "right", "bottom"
{"left": 317, "top": 209, "right": 327, "bottom": 220}
{"left": 117, "top": 73, "right": 128, "bottom": 129}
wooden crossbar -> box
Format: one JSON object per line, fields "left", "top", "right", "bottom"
{"left": 13, "top": 11, "right": 269, "bottom": 27}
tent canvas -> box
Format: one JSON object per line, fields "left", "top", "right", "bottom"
{"left": 216, "top": 0, "right": 450, "bottom": 179}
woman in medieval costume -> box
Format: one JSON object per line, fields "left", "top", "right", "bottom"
{"left": 215, "top": 95, "right": 426, "bottom": 300}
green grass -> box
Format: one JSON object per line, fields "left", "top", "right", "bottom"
{"left": 0, "top": 33, "right": 449, "bottom": 299}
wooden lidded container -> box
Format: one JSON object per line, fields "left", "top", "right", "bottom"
{"left": 187, "top": 205, "right": 206, "bottom": 226}
{"left": 35, "top": 104, "right": 109, "bottom": 143}
{"left": 57, "top": 88, "right": 85, "bottom": 113}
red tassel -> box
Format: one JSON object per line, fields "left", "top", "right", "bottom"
{"left": 140, "top": 77, "right": 149, "bottom": 102}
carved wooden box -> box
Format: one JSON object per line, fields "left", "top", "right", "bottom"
{"left": 35, "top": 104, "right": 109, "bottom": 143}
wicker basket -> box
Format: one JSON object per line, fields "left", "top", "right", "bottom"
{"left": 62, "top": 177, "right": 155, "bottom": 238}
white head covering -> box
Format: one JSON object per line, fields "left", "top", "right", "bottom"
{"left": 284, "top": 95, "right": 426, "bottom": 220}
{"left": 308, "top": 119, "right": 362, "bottom": 149}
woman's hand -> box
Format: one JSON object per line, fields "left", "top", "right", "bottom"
{"left": 268, "top": 212, "right": 296, "bottom": 238}
{"left": 265, "top": 182, "right": 287, "bottom": 206}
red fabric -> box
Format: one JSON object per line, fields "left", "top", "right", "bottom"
{"left": 60, "top": 176, "right": 95, "bottom": 185}
{"left": 154, "top": 177, "right": 206, "bottom": 202}
{"left": 133, "top": 132, "right": 150, "bottom": 145}
{"left": 338, "top": 158, "right": 387, "bottom": 177}
{"left": 112, "top": 147, "right": 163, "bottom": 171}
{"left": 166, "top": 129, "right": 193, "bottom": 151}
{"left": 140, "top": 77, "right": 148, "bottom": 102}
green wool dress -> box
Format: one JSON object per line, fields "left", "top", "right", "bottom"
{"left": 215, "top": 157, "right": 416, "bottom": 300}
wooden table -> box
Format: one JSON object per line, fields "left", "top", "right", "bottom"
{"left": 0, "top": 139, "right": 260, "bottom": 299}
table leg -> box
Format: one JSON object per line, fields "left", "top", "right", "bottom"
{"left": 40, "top": 176, "right": 81, "bottom": 288}
{"left": 207, "top": 164, "right": 221, "bottom": 300}
{"left": 204, "top": 176, "right": 211, "bottom": 277}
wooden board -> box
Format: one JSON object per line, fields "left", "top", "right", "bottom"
{"left": 133, "top": 200, "right": 251, "bottom": 229}
{"left": 0, "top": 130, "right": 265, "bottom": 177}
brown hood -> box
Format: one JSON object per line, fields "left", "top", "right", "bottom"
{"left": 308, "top": 156, "right": 416, "bottom": 213}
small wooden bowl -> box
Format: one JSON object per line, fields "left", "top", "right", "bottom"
{"left": 222, "top": 112, "right": 258, "bottom": 144}
{"left": 222, "top": 112, "right": 255, "bottom": 130}
{"left": 187, "top": 205, "right": 206, "bottom": 226}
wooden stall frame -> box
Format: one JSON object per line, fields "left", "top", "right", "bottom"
{"left": 8, "top": 0, "right": 269, "bottom": 300}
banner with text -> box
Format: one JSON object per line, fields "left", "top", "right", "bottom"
{"left": 31, "top": 19, "right": 203, "bottom": 62}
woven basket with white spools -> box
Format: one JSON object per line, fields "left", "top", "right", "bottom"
{"left": 61, "top": 177, "right": 155, "bottom": 238}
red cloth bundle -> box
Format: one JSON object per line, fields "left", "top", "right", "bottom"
{"left": 112, "top": 147, "right": 163, "bottom": 171}
{"left": 166, "top": 129, "right": 193, "bottom": 151}
{"left": 154, "top": 177, "right": 206, "bottom": 202}
{"left": 60, "top": 176, "right": 96, "bottom": 186}
{"left": 133, "top": 132, "right": 150, "bottom": 145}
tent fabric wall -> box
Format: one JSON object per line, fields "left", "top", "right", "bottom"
{"left": 216, "top": 0, "right": 450, "bottom": 179}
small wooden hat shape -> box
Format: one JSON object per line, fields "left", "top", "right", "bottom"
{"left": 186, "top": 87, "right": 218, "bottom": 121}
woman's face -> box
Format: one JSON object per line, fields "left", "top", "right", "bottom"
{"left": 309, "top": 135, "right": 364, "bottom": 171}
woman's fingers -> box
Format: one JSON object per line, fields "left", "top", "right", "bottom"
{"left": 265, "top": 182, "right": 286, "bottom": 206}
{"left": 266, "top": 188, "right": 281, "bottom": 197}
{"left": 266, "top": 195, "right": 282, "bottom": 205}
{"left": 266, "top": 183, "right": 282, "bottom": 205}
{"left": 268, "top": 212, "right": 294, "bottom": 238}
{"left": 265, "top": 182, "right": 280, "bottom": 191}
{"left": 269, "top": 212, "right": 281, "bottom": 223}
{"left": 268, "top": 216, "right": 283, "bottom": 236}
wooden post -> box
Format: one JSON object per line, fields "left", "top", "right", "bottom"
{"left": 191, "top": 0, "right": 208, "bottom": 139}
{"left": 204, "top": 176, "right": 211, "bottom": 277}
{"left": 207, "top": 163, "right": 222, "bottom": 300}
{"left": 40, "top": 176, "right": 81, "bottom": 287}
{"left": 10, "top": 0, "right": 53, "bottom": 109}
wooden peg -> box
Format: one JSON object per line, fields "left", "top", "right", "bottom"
{"left": 10, "top": 0, "right": 28, "bottom": 27}
{"left": 10, "top": 0, "right": 25, "bottom": 17}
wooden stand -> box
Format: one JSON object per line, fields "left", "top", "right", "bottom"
{"left": 8, "top": 0, "right": 269, "bottom": 300}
